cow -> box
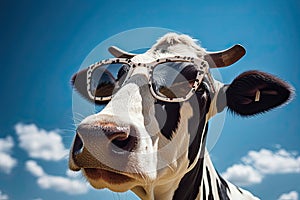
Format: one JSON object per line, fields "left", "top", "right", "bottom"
{"left": 69, "top": 33, "right": 293, "bottom": 200}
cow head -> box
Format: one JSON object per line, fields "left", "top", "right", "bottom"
{"left": 69, "top": 33, "right": 293, "bottom": 197}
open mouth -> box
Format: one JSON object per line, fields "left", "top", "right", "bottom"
{"left": 84, "top": 168, "right": 134, "bottom": 184}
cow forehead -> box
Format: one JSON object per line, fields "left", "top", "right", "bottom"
{"left": 123, "top": 33, "right": 224, "bottom": 120}
{"left": 132, "top": 33, "right": 206, "bottom": 63}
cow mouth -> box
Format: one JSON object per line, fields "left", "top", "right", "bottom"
{"left": 83, "top": 168, "right": 134, "bottom": 185}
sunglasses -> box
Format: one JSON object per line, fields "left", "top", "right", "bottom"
{"left": 86, "top": 56, "right": 215, "bottom": 103}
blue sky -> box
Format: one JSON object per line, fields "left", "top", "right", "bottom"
{"left": 0, "top": 0, "right": 299, "bottom": 199}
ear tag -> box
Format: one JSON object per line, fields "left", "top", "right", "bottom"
{"left": 255, "top": 90, "right": 261, "bottom": 102}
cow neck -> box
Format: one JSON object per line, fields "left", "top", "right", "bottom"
{"left": 133, "top": 89, "right": 212, "bottom": 200}
{"left": 171, "top": 121, "right": 208, "bottom": 200}
{"left": 132, "top": 122, "right": 209, "bottom": 200}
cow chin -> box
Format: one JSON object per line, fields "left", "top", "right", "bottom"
{"left": 82, "top": 168, "right": 137, "bottom": 192}
{"left": 69, "top": 153, "right": 156, "bottom": 192}
{"left": 69, "top": 145, "right": 159, "bottom": 192}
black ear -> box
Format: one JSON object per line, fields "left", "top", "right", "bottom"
{"left": 71, "top": 68, "right": 111, "bottom": 105}
{"left": 218, "top": 70, "right": 293, "bottom": 116}
{"left": 72, "top": 68, "right": 89, "bottom": 99}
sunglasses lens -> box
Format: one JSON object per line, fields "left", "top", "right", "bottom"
{"left": 152, "top": 62, "right": 198, "bottom": 100}
{"left": 90, "top": 63, "right": 130, "bottom": 99}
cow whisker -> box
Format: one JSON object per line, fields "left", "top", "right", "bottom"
{"left": 165, "top": 163, "right": 175, "bottom": 173}
{"left": 133, "top": 166, "right": 149, "bottom": 185}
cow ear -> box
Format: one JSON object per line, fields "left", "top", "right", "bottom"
{"left": 217, "top": 70, "right": 294, "bottom": 116}
{"left": 71, "top": 68, "right": 90, "bottom": 101}
{"left": 71, "top": 68, "right": 112, "bottom": 105}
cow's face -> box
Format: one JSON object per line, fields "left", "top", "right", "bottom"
{"left": 69, "top": 33, "right": 293, "bottom": 194}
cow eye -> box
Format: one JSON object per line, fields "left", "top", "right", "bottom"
{"left": 179, "top": 64, "right": 198, "bottom": 81}
{"left": 152, "top": 62, "right": 198, "bottom": 99}
{"left": 197, "top": 79, "right": 214, "bottom": 99}
{"left": 90, "top": 63, "right": 130, "bottom": 99}
{"left": 117, "top": 64, "right": 130, "bottom": 85}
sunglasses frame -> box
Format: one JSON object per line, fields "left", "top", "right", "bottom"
{"left": 87, "top": 56, "right": 215, "bottom": 103}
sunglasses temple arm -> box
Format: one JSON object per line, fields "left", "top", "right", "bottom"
{"left": 206, "top": 73, "right": 216, "bottom": 94}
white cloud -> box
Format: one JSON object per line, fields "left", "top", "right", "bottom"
{"left": 0, "top": 136, "right": 17, "bottom": 174}
{"left": 15, "top": 123, "right": 68, "bottom": 161}
{"left": 37, "top": 175, "right": 88, "bottom": 195}
{"left": 66, "top": 169, "right": 81, "bottom": 178}
{"left": 25, "top": 160, "right": 89, "bottom": 195}
{"left": 0, "top": 136, "right": 14, "bottom": 152}
{"left": 278, "top": 191, "right": 298, "bottom": 200}
{"left": 222, "top": 148, "right": 300, "bottom": 187}
{"left": 25, "top": 160, "right": 45, "bottom": 177}
{"left": 222, "top": 164, "right": 263, "bottom": 186}
{"left": 0, "top": 153, "right": 17, "bottom": 174}
{"left": 242, "top": 149, "right": 300, "bottom": 174}
{"left": 0, "top": 190, "right": 9, "bottom": 200}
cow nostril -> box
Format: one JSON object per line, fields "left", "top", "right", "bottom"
{"left": 98, "top": 123, "right": 136, "bottom": 151}
{"left": 72, "top": 133, "right": 84, "bottom": 156}
{"left": 111, "top": 134, "right": 131, "bottom": 149}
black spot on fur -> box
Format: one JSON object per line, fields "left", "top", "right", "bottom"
{"left": 172, "top": 85, "right": 212, "bottom": 200}
{"left": 186, "top": 84, "right": 211, "bottom": 163}
{"left": 173, "top": 157, "right": 205, "bottom": 200}
{"left": 236, "top": 186, "right": 243, "bottom": 194}
{"left": 154, "top": 101, "right": 181, "bottom": 140}
{"left": 206, "top": 167, "right": 214, "bottom": 200}
{"left": 203, "top": 182, "right": 207, "bottom": 200}
{"left": 217, "top": 171, "right": 231, "bottom": 194}
{"left": 217, "top": 179, "right": 230, "bottom": 200}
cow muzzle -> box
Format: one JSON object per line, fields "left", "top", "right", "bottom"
{"left": 68, "top": 120, "right": 146, "bottom": 190}
{"left": 69, "top": 120, "right": 139, "bottom": 169}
